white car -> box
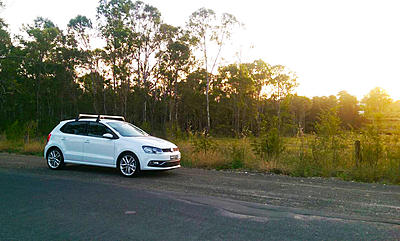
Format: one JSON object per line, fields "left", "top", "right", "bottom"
{"left": 44, "top": 114, "right": 181, "bottom": 177}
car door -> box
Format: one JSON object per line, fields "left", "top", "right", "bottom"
{"left": 59, "top": 121, "right": 87, "bottom": 162}
{"left": 84, "top": 122, "right": 116, "bottom": 165}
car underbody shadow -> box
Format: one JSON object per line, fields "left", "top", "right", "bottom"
{"left": 61, "top": 163, "right": 179, "bottom": 178}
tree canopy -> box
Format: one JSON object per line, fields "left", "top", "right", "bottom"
{"left": 0, "top": 0, "right": 391, "bottom": 137}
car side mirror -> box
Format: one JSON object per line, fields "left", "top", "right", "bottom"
{"left": 103, "top": 133, "right": 114, "bottom": 139}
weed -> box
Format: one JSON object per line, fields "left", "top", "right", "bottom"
{"left": 251, "top": 128, "right": 284, "bottom": 161}
{"left": 0, "top": 129, "right": 399, "bottom": 185}
{"left": 191, "top": 134, "right": 216, "bottom": 154}
{"left": 229, "top": 144, "right": 245, "bottom": 169}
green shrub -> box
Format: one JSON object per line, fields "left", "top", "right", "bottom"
{"left": 310, "top": 108, "right": 347, "bottom": 172}
{"left": 140, "top": 121, "right": 151, "bottom": 133}
{"left": 5, "top": 121, "right": 24, "bottom": 141}
{"left": 191, "top": 134, "right": 216, "bottom": 154}
{"left": 360, "top": 124, "right": 384, "bottom": 167}
{"left": 24, "top": 120, "right": 38, "bottom": 143}
{"left": 165, "top": 122, "right": 184, "bottom": 140}
{"left": 251, "top": 128, "right": 284, "bottom": 161}
{"left": 229, "top": 144, "right": 245, "bottom": 169}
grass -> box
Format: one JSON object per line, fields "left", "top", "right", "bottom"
{"left": 176, "top": 134, "right": 400, "bottom": 185}
{"left": 0, "top": 137, "right": 45, "bottom": 156}
{"left": 0, "top": 134, "right": 399, "bottom": 185}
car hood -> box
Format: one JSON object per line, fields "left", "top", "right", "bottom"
{"left": 124, "top": 136, "right": 176, "bottom": 148}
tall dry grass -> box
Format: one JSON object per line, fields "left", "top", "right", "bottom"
{"left": 175, "top": 133, "right": 400, "bottom": 184}
{"left": 0, "top": 137, "right": 45, "bottom": 156}
{"left": 0, "top": 132, "right": 399, "bottom": 184}
{"left": 177, "top": 138, "right": 260, "bottom": 170}
{"left": 23, "top": 139, "right": 45, "bottom": 155}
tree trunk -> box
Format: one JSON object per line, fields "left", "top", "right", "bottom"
{"left": 206, "top": 73, "right": 210, "bottom": 135}
{"left": 112, "top": 60, "right": 117, "bottom": 114}
{"left": 204, "top": 44, "right": 210, "bottom": 135}
{"left": 277, "top": 100, "right": 281, "bottom": 132}
{"left": 103, "top": 85, "right": 107, "bottom": 114}
{"left": 143, "top": 100, "right": 147, "bottom": 123}
{"left": 174, "top": 74, "right": 178, "bottom": 124}
{"left": 92, "top": 72, "right": 98, "bottom": 113}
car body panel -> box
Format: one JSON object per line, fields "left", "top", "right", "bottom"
{"left": 83, "top": 136, "right": 115, "bottom": 165}
{"left": 61, "top": 134, "right": 85, "bottom": 162}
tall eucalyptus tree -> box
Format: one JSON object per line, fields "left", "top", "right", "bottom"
{"left": 157, "top": 25, "right": 193, "bottom": 125}
{"left": 187, "top": 8, "right": 239, "bottom": 134}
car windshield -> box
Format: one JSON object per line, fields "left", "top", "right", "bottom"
{"left": 107, "top": 122, "right": 148, "bottom": 137}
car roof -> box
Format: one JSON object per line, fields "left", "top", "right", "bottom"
{"left": 62, "top": 119, "right": 124, "bottom": 124}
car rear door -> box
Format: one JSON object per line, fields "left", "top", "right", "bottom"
{"left": 59, "top": 121, "right": 88, "bottom": 162}
{"left": 84, "top": 122, "right": 116, "bottom": 165}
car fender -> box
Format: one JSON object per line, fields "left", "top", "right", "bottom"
{"left": 114, "top": 141, "right": 144, "bottom": 167}
{"left": 44, "top": 142, "right": 64, "bottom": 158}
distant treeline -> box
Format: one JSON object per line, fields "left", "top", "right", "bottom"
{"left": 0, "top": 0, "right": 397, "bottom": 137}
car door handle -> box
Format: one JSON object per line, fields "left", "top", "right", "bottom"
{"left": 84, "top": 140, "right": 90, "bottom": 143}
{"left": 61, "top": 137, "right": 66, "bottom": 141}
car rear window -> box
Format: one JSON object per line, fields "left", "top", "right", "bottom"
{"left": 60, "top": 121, "right": 87, "bottom": 135}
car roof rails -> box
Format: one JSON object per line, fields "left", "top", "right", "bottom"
{"left": 75, "top": 114, "right": 125, "bottom": 122}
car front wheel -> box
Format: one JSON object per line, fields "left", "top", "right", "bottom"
{"left": 118, "top": 153, "right": 139, "bottom": 177}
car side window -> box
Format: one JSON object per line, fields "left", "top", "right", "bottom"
{"left": 60, "top": 122, "right": 87, "bottom": 135}
{"left": 88, "top": 122, "right": 113, "bottom": 138}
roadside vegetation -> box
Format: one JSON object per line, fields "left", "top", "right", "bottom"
{"left": 2, "top": 92, "right": 400, "bottom": 184}
{"left": 1, "top": 1, "right": 400, "bottom": 184}
{"left": 2, "top": 128, "right": 400, "bottom": 184}
{"left": 176, "top": 122, "right": 400, "bottom": 185}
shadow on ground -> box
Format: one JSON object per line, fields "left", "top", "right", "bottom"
{"left": 62, "top": 163, "right": 176, "bottom": 179}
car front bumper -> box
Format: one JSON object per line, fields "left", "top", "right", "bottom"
{"left": 140, "top": 151, "right": 181, "bottom": 171}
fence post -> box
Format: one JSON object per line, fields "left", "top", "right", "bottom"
{"left": 355, "top": 140, "right": 361, "bottom": 166}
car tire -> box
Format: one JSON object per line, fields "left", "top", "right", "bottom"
{"left": 117, "top": 152, "right": 140, "bottom": 177}
{"left": 46, "top": 147, "right": 64, "bottom": 170}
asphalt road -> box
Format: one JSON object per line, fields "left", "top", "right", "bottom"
{"left": 1, "top": 153, "right": 400, "bottom": 240}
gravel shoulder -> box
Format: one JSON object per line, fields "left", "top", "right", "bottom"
{"left": 1, "top": 152, "right": 400, "bottom": 226}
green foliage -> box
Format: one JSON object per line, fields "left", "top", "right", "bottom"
{"left": 306, "top": 95, "right": 338, "bottom": 132}
{"left": 24, "top": 120, "right": 38, "bottom": 143}
{"left": 0, "top": 1, "right": 399, "bottom": 187}
{"left": 0, "top": 138, "right": 44, "bottom": 156}
{"left": 338, "top": 91, "right": 361, "bottom": 129}
{"left": 165, "top": 122, "right": 184, "bottom": 140}
{"left": 289, "top": 94, "right": 312, "bottom": 133}
{"left": 191, "top": 134, "right": 216, "bottom": 154}
{"left": 68, "top": 15, "right": 92, "bottom": 32}
{"left": 4, "top": 120, "right": 38, "bottom": 143}
{"left": 5, "top": 121, "right": 24, "bottom": 141}
{"left": 359, "top": 88, "right": 392, "bottom": 167}
{"left": 0, "top": 0, "right": 383, "bottom": 139}
{"left": 360, "top": 120, "right": 384, "bottom": 167}
{"left": 229, "top": 144, "right": 245, "bottom": 169}
{"left": 362, "top": 87, "right": 392, "bottom": 118}
{"left": 2, "top": 130, "right": 400, "bottom": 184}
{"left": 251, "top": 128, "right": 284, "bottom": 161}
{"left": 140, "top": 121, "right": 152, "bottom": 134}
{"left": 311, "top": 108, "right": 345, "bottom": 164}
{"left": 269, "top": 65, "right": 298, "bottom": 101}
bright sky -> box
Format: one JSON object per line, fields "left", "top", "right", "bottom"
{"left": 2, "top": 0, "right": 400, "bottom": 100}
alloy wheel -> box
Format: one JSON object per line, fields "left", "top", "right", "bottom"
{"left": 119, "top": 154, "right": 137, "bottom": 176}
{"left": 48, "top": 149, "right": 62, "bottom": 169}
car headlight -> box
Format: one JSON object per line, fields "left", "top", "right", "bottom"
{"left": 142, "top": 146, "right": 163, "bottom": 154}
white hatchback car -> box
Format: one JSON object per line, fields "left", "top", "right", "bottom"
{"left": 44, "top": 114, "right": 181, "bottom": 177}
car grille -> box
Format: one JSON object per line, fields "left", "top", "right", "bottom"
{"left": 164, "top": 160, "right": 180, "bottom": 167}
{"left": 148, "top": 160, "right": 180, "bottom": 167}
